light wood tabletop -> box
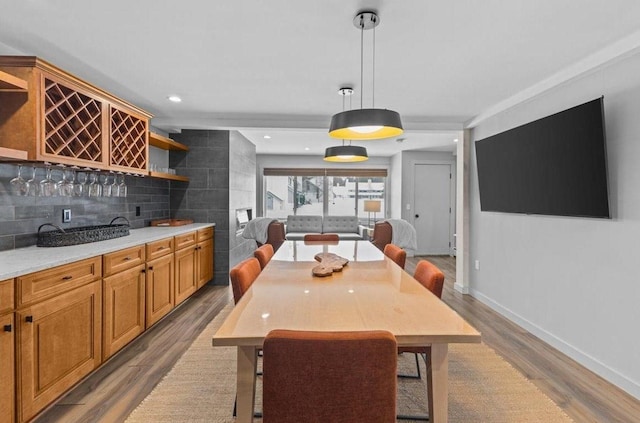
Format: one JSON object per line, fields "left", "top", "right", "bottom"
{"left": 213, "top": 240, "right": 481, "bottom": 423}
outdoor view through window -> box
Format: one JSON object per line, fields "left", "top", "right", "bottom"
{"left": 265, "top": 174, "right": 386, "bottom": 225}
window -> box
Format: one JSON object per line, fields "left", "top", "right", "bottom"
{"left": 264, "top": 168, "right": 386, "bottom": 225}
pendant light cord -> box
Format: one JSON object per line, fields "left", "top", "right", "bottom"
{"left": 360, "top": 14, "right": 364, "bottom": 110}
{"left": 372, "top": 18, "right": 376, "bottom": 108}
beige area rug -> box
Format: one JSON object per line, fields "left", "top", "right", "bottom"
{"left": 126, "top": 305, "right": 573, "bottom": 423}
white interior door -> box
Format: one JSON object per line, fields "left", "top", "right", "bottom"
{"left": 413, "top": 164, "right": 451, "bottom": 255}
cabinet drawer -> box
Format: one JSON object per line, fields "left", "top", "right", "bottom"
{"left": 197, "top": 226, "right": 214, "bottom": 242}
{"left": 17, "top": 257, "right": 102, "bottom": 308}
{"left": 103, "top": 245, "right": 145, "bottom": 277}
{"left": 174, "top": 232, "right": 197, "bottom": 250}
{"left": 146, "top": 237, "right": 173, "bottom": 261}
{"left": 0, "top": 279, "right": 14, "bottom": 314}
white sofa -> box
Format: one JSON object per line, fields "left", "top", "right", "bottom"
{"left": 285, "top": 215, "right": 363, "bottom": 241}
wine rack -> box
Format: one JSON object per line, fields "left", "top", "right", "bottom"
{"left": 109, "top": 106, "right": 148, "bottom": 173}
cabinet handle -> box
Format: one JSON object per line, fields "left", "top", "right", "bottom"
{"left": 62, "top": 275, "right": 73, "bottom": 280}
{"left": 141, "top": 269, "right": 146, "bottom": 274}
{"left": 123, "top": 257, "right": 131, "bottom": 261}
{"left": 25, "top": 316, "right": 33, "bottom": 323}
{"left": 148, "top": 266, "right": 154, "bottom": 271}
{"left": 3, "top": 325, "right": 11, "bottom": 332}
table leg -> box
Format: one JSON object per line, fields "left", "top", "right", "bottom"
{"left": 236, "top": 346, "right": 257, "bottom": 423}
{"left": 429, "top": 343, "right": 449, "bottom": 423}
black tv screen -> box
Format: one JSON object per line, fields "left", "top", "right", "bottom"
{"left": 475, "top": 98, "right": 609, "bottom": 218}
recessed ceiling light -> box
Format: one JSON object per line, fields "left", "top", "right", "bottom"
{"left": 167, "top": 95, "right": 182, "bottom": 103}
{"left": 453, "top": 138, "right": 459, "bottom": 143}
{"left": 263, "top": 135, "right": 271, "bottom": 139}
{"left": 304, "top": 147, "right": 310, "bottom": 151}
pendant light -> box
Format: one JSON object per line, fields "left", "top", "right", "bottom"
{"left": 324, "top": 87, "right": 369, "bottom": 162}
{"left": 329, "top": 11, "right": 403, "bottom": 141}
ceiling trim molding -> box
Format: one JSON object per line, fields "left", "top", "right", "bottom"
{"left": 151, "top": 115, "right": 464, "bottom": 133}
{"left": 466, "top": 29, "right": 640, "bottom": 128}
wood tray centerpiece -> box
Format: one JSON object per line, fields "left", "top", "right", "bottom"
{"left": 312, "top": 252, "right": 349, "bottom": 277}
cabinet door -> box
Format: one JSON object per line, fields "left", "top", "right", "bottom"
{"left": 175, "top": 246, "right": 197, "bottom": 306}
{"left": 40, "top": 72, "right": 108, "bottom": 168}
{"left": 197, "top": 238, "right": 214, "bottom": 289}
{"left": 109, "top": 105, "right": 148, "bottom": 175}
{"left": 103, "top": 265, "right": 145, "bottom": 360}
{"left": 146, "top": 254, "right": 174, "bottom": 328}
{"left": 0, "top": 313, "right": 14, "bottom": 423}
{"left": 17, "top": 281, "right": 102, "bottom": 423}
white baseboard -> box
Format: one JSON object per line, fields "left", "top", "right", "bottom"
{"left": 454, "top": 282, "right": 468, "bottom": 294}
{"left": 469, "top": 288, "right": 640, "bottom": 400}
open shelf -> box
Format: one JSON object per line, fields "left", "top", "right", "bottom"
{"left": 0, "top": 147, "right": 28, "bottom": 160}
{"left": 0, "top": 69, "right": 28, "bottom": 91}
{"left": 149, "top": 131, "right": 188, "bottom": 151}
{"left": 148, "top": 171, "right": 189, "bottom": 182}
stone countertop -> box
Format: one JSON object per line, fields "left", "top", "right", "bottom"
{"left": 0, "top": 223, "right": 215, "bottom": 280}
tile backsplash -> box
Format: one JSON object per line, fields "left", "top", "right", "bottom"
{"left": 0, "top": 163, "right": 170, "bottom": 251}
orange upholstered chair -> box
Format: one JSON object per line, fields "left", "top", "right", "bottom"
{"left": 262, "top": 329, "right": 398, "bottom": 423}
{"left": 397, "top": 259, "right": 445, "bottom": 421}
{"left": 229, "top": 257, "right": 262, "bottom": 304}
{"left": 254, "top": 244, "right": 274, "bottom": 270}
{"left": 303, "top": 233, "right": 339, "bottom": 242}
{"left": 383, "top": 243, "right": 406, "bottom": 269}
{"left": 371, "top": 221, "right": 392, "bottom": 251}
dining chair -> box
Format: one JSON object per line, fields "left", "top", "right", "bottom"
{"left": 254, "top": 244, "right": 274, "bottom": 270}
{"left": 303, "top": 233, "right": 340, "bottom": 242}
{"left": 397, "top": 259, "right": 445, "bottom": 421}
{"left": 262, "top": 329, "right": 398, "bottom": 423}
{"left": 383, "top": 243, "right": 406, "bottom": 269}
{"left": 229, "top": 256, "right": 264, "bottom": 417}
{"left": 229, "top": 257, "right": 262, "bottom": 304}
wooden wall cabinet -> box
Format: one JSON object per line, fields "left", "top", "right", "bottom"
{"left": 145, "top": 238, "right": 175, "bottom": 328}
{"left": 0, "top": 56, "right": 150, "bottom": 174}
{"left": 16, "top": 281, "right": 101, "bottom": 423}
{"left": 0, "top": 279, "right": 15, "bottom": 423}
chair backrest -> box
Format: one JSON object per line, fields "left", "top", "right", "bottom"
{"left": 303, "top": 233, "right": 339, "bottom": 242}
{"left": 413, "top": 259, "right": 445, "bottom": 299}
{"left": 262, "top": 329, "right": 397, "bottom": 423}
{"left": 371, "top": 221, "right": 392, "bottom": 251}
{"left": 229, "top": 257, "right": 262, "bottom": 304}
{"left": 254, "top": 244, "right": 274, "bottom": 269}
{"left": 383, "top": 243, "right": 406, "bottom": 269}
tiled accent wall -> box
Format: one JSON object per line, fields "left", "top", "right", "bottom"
{"left": 0, "top": 163, "right": 170, "bottom": 251}
{"left": 169, "top": 130, "right": 231, "bottom": 285}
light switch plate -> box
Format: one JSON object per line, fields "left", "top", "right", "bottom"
{"left": 62, "top": 209, "right": 71, "bottom": 223}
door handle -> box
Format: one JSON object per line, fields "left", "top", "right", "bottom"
{"left": 3, "top": 324, "right": 11, "bottom": 332}
{"left": 25, "top": 316, "right": 33, "bottom": 323}
{"left": 415, "top": 214, "right": 420, "bottom": 218}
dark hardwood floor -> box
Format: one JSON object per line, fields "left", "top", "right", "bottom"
{"left": 34, "top": 256, "right": 640, "bottom": 423}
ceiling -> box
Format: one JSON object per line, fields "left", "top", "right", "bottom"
{"left": 2, "top": 1, "right": 640, "bottom": 156}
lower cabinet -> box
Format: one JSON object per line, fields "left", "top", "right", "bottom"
{"left": 102, "top": 264, "right": 146, "bottom": 360}
{"left": 145, "top": 253, "right": 174, "bottom": 328}
{"left": 16, "top": 281, "right": 102, "bottom": 423}
{"left": 175, "top": 245, "right": 197, "bottom": 305}
{"left": 0, "top": 313, "right": 14, "bottom": 423}
{"left": 196, "top": 237, "right": 214, "bottom": 289}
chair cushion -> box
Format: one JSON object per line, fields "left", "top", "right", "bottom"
{"left": 286, "top": 215, "right": 323, "bottom": 233}
{"left": 322, "top": 216, "right": 359, "bottom": 233}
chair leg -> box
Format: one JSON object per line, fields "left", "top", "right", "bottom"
{"left": 397, "top": 352, "right": 430, "bottom": 421}
{"left": 397, "top": 352, "right": 421, "bottom": 379}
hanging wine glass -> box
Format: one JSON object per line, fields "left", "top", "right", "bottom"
{"left": 39, "top": 163, "right": 58, "bottom": 197}
{"left": 111, "top": 172, "right": 120, "bottom": 197}
{"left": 88, "top": 172, "right": 102, "bottom": 197}
{"left": 102, "top": 172, "right": 112, "bottom": 197}
{"left": 26, "top": 166, "right": 39, "bottom": 196}
{"left": 118, "top": 173, "right": 128, "bottom": 197}
{"left": 10, "top": 164, "right": 29, "bottom": 196}
{"left": 56, "top": 165, "right": 74, "bottom": 197}
{"left": 72, "top": 167, "right": 84, "bottom": 197}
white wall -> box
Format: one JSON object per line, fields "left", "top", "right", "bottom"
{"left": 389, "top": 152, "right": 403, "bottom": 219}
{"left": 469, "top": 52, "right": 640, "bottom": 399}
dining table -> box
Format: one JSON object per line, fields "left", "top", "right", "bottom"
{"left": 212, "top": 240, "right": 481, "bottom": 423}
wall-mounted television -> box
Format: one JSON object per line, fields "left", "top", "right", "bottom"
{"left": 475, "top": 97, "right": 609, "bottom": 218}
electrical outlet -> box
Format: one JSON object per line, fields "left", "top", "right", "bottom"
{"left": 62, "top": 209, "right": 71, "bottom": 223}
{"left": 474, "top": 260, "right": 480, "bottom": 270}
{"left": 135, "top": 206, "right": 141, "bottom": 217}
